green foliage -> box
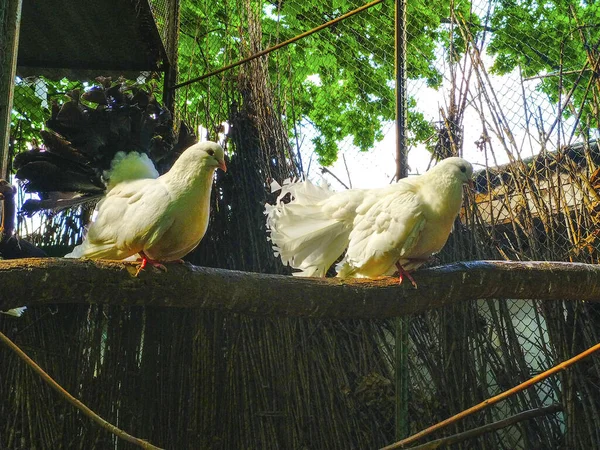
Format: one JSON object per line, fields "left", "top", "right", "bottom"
{"left": 488, "top": 0, "right": 586, "bottom": 77}
{"left": 11, "top": 83, "right": 43, "bottom": 151}
{"left": 487, "top": 0, "right": 600, "bottom": 128}
{"left": 10, "top": 1, "right": 482, "bottom": 167}
{"left": 177, "top": 0, "right": 238, "bottom": 136}
{"left": 10, "top": 78, "right": 84, "bottom": 159}
{"left": 15, "top": 0, "right": 599, "bottom": 169}
{"left": 178, "top": 0, "right": 476, "bottom": 165}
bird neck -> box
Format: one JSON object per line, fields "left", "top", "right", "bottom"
{"left": 420, "top": 170, "right": 464, "bottom": 213}
{"left": 162, "top": 165, "right": 216, "bottom": 200}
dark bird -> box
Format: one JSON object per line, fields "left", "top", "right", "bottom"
{"left": 0, "top": 180, "right": 47, "bottom": 259}
{"left": 0, "top": 179, "right": 46, "bottom": 317}
{"left": 14, "top": 77, "right": 196, "bottom": 215}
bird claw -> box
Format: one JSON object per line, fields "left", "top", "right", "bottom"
{"left": 150, "top": 262, "right": 168, "bottom": 272}
{"left": 396, "top": 262, "right": 418, "bottom": 289}
{"left": 134, "top": 254, "right": 168, "bottom": 277}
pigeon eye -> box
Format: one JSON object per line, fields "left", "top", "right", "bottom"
{"left": 460, "top": 166, "right": 466, "bottom": 173}
{"left": 207, "top": 149, "right": 215, "bottom": 156}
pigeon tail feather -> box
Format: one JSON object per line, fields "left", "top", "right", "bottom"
{"left": 1, "top": 307, "right": 27, "bottom": 317}
{"left": 104, "top": 151, "right": 159, "bottom": 191}
{"left": 265, "top": 179, "right": 350, "bottom": 277}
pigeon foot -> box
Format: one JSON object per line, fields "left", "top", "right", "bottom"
{"left": 135, "top": 252, "right": 168, "bottom": 277}
{"left": 395, "top": 261, "right": 418, "bottom": 289}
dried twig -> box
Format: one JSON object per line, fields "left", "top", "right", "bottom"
{"left": 381, "top": 342, "right": 600, "bottom": 449}
{"left": 403, "top": 404, "right": 562, "bottom": 449}
{"left": 342, "top": 153, "right": 353, "bottom": 189}
{"left": 320, "top": 167, "right": 350, "bottom": 190}
{"left": 0, "top": 330, "right": 164, "bottom": 450}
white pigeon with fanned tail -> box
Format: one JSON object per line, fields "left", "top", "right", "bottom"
{"left": 265, "top": 157, "right": 473, "bottom": 284}
{"left": 66, "top": 141, "right": 226, "bottom": 263}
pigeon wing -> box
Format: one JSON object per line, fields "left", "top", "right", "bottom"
{"left": 75, "top": 179, "right": 174, "bottom": 259}
{"left": 339, "top": 187, "right": 426, "bottom": 278}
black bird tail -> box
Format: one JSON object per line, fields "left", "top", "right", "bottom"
{"left": 14, "top": 77, "right": 196, "bottom": 215}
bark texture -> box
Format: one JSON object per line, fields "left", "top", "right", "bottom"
{"left": 1, "top": 258, "right": 599, "bottom": 318}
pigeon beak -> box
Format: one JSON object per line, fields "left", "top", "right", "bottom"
{"left": 467, "top": 179, "right": 474, "bottom": 190}
{"left": 218, "top": 159, "right": 227, "bottom": 172}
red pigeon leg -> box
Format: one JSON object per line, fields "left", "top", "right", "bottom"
{"left": 395, "top": 261, "right": 418, "bottom": 288}
{"left": 135, "top": 251, "right": 167, "bottom": 276}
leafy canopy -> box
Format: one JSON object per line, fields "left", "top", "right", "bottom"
{"left": 178, "top": 0, "right": 473, "bottom": 165}
{"left": 16, "top": 0, "right": 591, "bottom": 166}
{"left": 487, "top": 0, "right": 600, "bottom": 128}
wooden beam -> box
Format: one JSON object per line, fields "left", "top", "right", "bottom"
{"left": 1, "top": 259, "right": 600, "bottom": 318}
{"left": 0, "top": 0, "right": 22, "bottom": 179}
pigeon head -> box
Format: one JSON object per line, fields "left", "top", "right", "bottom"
{"left": 176, "top": 141, "right": 227, "bottom": 173}
{"left": 434, "top": 157, "right": 473, "bottom": 186}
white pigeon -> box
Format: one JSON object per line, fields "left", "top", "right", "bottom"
{"left": 66, "top": 141, "right": 227, "bottom": 271}
{"left": 265, "top": 157, "right": 473, "bottom": 285}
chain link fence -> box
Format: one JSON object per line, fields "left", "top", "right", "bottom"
{"left": 4, "top": 0, "right": 600, "bottom": 448}
{"left": 9, "top": 77, "right": 87, "bottom": 250}
{"left": 177, "top": 0, "right": 600, "bottom": 447}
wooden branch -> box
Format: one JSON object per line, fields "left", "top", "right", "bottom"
{"left": 0, "top": 330, "right": 164, "bottom": 450}
{"left": 2, "top": 259, "right": 600, "bottom": 318}
{"left": 404, "top": 404, "right": 562, "bottom": 449}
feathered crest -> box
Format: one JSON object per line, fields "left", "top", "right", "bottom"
{"left": 14, "top": 76, "right": 196, "bottom": 215}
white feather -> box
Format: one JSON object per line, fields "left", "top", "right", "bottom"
{"left": 103, "top": 151, "right": 159, "bottom": 191}
{"left": 0, "top": 306, "right": 27, "bottom": 317}
{"left": 266, "top": 157, "right": 473, "bottom": 279}
{"left": 265, "top": 179, "right": 364, "bottom": 276}
{"left": 66, "top": 141, "right": 227, "bottom": 261}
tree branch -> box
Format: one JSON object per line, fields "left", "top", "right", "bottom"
{"left": 1, "top": 259, "right": 600, "bottom": 318}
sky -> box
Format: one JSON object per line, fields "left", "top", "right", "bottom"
{"left": 304, "top": 50, "right": 577, "bottom": 191}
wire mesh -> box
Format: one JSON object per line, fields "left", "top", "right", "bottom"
{"left": 148, "top": 0, "right": 179, "bottom": 64}
{"left": 175, "top": 0, "right": 600, "bottom": 447}
{"left": 4, "top": 0, "right": 600, "bottom": 448}
{"left": 8, "top": 77, "right": 88, "bottom": 249}
{"left": 401, "top": 2, "right": 600, "bottom": 446}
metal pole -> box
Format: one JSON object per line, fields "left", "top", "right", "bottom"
{"left": 0, "top": 0, "right": 22, "bottom": 180}
{"left": 395, "top": 0, "right": 408, "bottom": 182}
{"left": 394, "top": 0, "right": 410, "bottom": 441}
{"left": 162, "top": 0, "right": 180, "bottom": 114}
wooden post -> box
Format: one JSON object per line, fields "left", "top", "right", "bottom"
{"left": 0, "top": 0, "right": 22, "bottom": 180}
